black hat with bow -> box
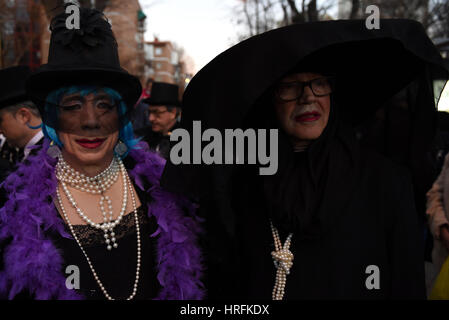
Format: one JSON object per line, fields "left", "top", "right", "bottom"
{"left": 26, "top": 4, "right": 142, "bottom": 115}
{"left": 143, "top": 82, "right": 181, "bottom": 107}
{"left": 0, "top": 66, "right": 31, "bottom": 109}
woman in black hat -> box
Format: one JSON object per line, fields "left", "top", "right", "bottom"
{"left": 0, "top": 6, "right": 203, "bottom": 300}
{"left": 161, "top": 19, "right": 448, "bottom": 299}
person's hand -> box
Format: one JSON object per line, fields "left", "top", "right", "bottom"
{"left": 440, "top": 224, "right": 449, "bottom": 251}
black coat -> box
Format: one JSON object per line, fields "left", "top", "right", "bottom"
{"left": 161, "top": 19, "right": 447, "bottom": 300}
{"left": 205, "top": 147, "right": 425, "bottom": 299}
{"left": 135, "top": 125, "right": 176, "bottom": 160}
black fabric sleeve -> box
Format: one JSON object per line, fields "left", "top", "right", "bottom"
{"left": 388, "top": 168, "right": 426, "bottom": 299}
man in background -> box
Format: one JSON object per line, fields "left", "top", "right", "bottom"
{"left": 0, "top": 66, "right": 43, "bottom": 167}
{"left": 135, "top": 82, "right": 181, "bottom": 159}
{"left": 132, "top": 77, "right": 154, "bottom": 131}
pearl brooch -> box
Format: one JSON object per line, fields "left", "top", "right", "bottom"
{"left": 270, "top": 221, "right": 293, "bottom": 300}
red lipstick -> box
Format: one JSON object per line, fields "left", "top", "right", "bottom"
{"left": 75, "top": 138, "right": 106, "bottom": 149}
{"left": 295, "top": 112, "right": 321, "bottom": 122}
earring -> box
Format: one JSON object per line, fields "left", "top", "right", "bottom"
{"left": 47, "top": 140, "right": 61, "bottom": 159}
{"left": 114, "top": 140, "right": 128, "bottom": 157}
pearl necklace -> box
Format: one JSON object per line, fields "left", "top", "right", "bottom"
{"left": 56, "top": 156, "right": 120, "bottom": 194}
{"left": 56, "top": 156, "right": 125, "bottom": 250}
{"left": 56, "top": 169, "right": 141, "bottom": 300}
{"left": 270, "top": 221, "right": 294, "bottom": 300}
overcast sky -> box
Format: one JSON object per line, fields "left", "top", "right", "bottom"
{"left": 137, "top": 1, "right": 449, "bottom": 112}
{"left": 140, "top": 0, "right": 239, "bottom": 73}
{"left": 140, "top": 0, "right": 340, "bottom": 73}
{"left": 439, "top": 82, "right": 449, "bottom": 111}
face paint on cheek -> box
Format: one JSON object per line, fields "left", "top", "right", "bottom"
{"left": 98, "top": 111, "right": 120, "bottom": 133}
{"left": 57, "top": 108, "right": 120, "bottom": 136}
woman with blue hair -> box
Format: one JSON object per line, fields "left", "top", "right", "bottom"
{"left": 0, "top": 6, "right": 203, "bottom": 300}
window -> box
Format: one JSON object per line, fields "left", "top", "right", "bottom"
{"left": 4, "top": 21, "right": 14, "bottom": 35}
{"left": 156, "top": 63, "right": 162, "bottom": 69}
{"left": 155, "top": 48, "right": 162, "bottom": 55}
{"left": 145, "top": 44, "right": 154, "bottom": 60}
{"left": 171, "top": 51, "right": 179, "bottom": 65}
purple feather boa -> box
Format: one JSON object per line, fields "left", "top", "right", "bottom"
{"left": 0, "top": 139, "right": 204, "bottom": 300}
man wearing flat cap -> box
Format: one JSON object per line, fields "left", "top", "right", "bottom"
{"left": 0, "top": 66, "right": 43, "bottom": 170}
{"left": 135, "top": 82, "right": 182, "bottom": 159}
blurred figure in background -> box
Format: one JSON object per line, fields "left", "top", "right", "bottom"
{"left": 135, "top": 82, "right": 181, "bottom": 159}
{"left": 0, "top": 135, "right": 19, "bottom": 167}
{"left": 141, "top": 78, "right": 154, "bottom": 100}
{"left": 426, "top": 151, "right": 449, "bottom": 294}
{"left": 436, "top": 111, "right": 449, "bottom": 170}
{"left": 0, "top": 66, "right": 43, "bottom": 177}
{"left": 0, "top": 135, "right": 13, "bottom": 182}
{"left": 132, "top": 78, "right": 154, "bottom": 131}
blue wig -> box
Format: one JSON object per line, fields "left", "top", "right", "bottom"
{"left": 43, "top": 85, "right": 140, "bottom": 158}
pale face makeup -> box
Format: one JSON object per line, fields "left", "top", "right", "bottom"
{"left": 57, "top": 91, "right": 120, "bottom": 175}
{"left": 274, "top": 72, "right": 331, "bottom": 148}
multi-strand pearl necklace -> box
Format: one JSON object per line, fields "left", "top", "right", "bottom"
{"left": 57, "top": 156, "right": 120, "bottom": 194}
{"left": 56, "top": 156, "right": 125, "bottom": 250}
{"left": 270, "top": 221, "right": 294, "bottom": 300}
{"left": 55, "top": 159, "right": 141, "bottom": 300}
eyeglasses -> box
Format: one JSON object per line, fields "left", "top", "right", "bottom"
{"left": 275, "top": 76, "right": 334, "bottom": 102}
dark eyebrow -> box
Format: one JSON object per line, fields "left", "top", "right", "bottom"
{"left": 60, "top": 94, "right": 83, "bottom": 104}
{"left": 60, "top": 93, "right": 112, "bottom": 105}
{"left": 94, "top": 93, "right": 113, "bottom": 101}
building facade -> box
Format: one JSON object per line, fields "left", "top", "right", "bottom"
{"left": 144, "top": 39, "right": 189, "bottom": 90}
{"left": 103, "top": 0, "right": 146, "bottom": 83}
{"left": 3, "top": 0, "right": 193, "bottom": 92}
{"left": 0, "top": 0, "right": 44, "bottom": 69}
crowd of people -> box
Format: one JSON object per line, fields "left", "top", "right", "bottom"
{"left": 0, "top": 4, "right": 448, "bottom": 300}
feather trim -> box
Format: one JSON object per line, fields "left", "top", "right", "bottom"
{"left": 0, "top": 140, "right": 204, "bottom": 300}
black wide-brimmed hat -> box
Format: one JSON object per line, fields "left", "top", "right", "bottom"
{"left": 26, "top": 5, "right": 142, "bottom": 115}
{"left": 161, "top": 19, "right": 449, "bottom": 197}
{"left": 143, "top": 82, "right": 181, "bottom": 107}
{"left": 0, "top": 66, "right": 31, "bottom": 109}
{"left": 178, "top": 19, "right": 448, "bottom": 131}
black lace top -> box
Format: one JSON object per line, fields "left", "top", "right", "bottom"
{"left": 51, "top": 185, "right": 161, "bottom": 300}
{"left": 72, "top": 205, "right": 150, "bottom": 247}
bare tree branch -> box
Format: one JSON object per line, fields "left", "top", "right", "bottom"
{"left": 349, "top": 0, "right": 360, "bottom": 19}
{"left": 307, "top": 0, "right": 318, "bottom": 21}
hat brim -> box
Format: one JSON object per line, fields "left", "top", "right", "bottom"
{"left": 181, "top": 19, "right": 448, "bottom": 129}
{"left": 142, "top": 97, "right": 181, "bottom": 107}
{"left": 26, "top": 66, "right": 142, "bottom": 113}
